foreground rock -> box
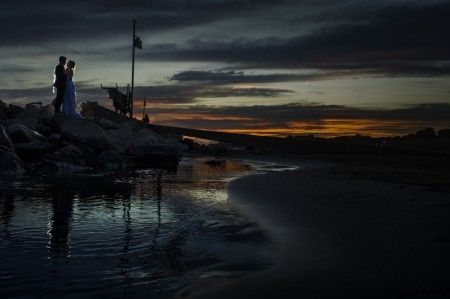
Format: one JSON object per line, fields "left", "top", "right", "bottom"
{"left": 0, "top": 124, "right": 25, "bottom": 175}
{"left": 0, "top": 100, "right": 181, "bottom": 175}
{"left": 53, "top": 114, "right": 111, "bottom": 152}
{"left": 96, "top": 149, "right": 126, "bottom": 171}
{"left": 0, "top": 150, "right": 25, "bottom": 176}
{"left": 82, "top": 101, "right": 181, "bottom": 168}
{"left": 0, "top": 125, "right": 14, "bottom": 151}
{"left": 6, "top": 123, "right": 51, "bottom": 160}
{"left": 17, "top": 102, "right": 53, "bottom": 122}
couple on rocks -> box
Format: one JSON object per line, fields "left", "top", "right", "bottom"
{"left": 53, "top": 56, "right": 81, "bottom": 118}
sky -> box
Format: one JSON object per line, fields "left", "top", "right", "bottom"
{"left": 1, "top": 0, "right": 450, "bottom": 137}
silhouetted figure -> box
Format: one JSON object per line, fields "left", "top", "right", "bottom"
{"left": 142, "top": 113, "right": 149, "bottom": 124}
{"left": 53, "top": 56, "right": 67, "bottom": 113}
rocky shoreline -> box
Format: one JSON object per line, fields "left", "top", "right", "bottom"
{"left": 0, "top": 101, "right": 182, "bottom": 176}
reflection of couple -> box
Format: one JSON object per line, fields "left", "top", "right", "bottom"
{"left": 53, "top": 56, "right": 81, "bottom": 118}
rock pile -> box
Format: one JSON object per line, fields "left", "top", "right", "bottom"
{"left": 0, "top": 100, "right": 180, "bottom": 176}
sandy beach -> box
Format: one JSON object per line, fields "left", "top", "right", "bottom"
{"left": 184, "top": 156, "right": 450, "bottom": 298}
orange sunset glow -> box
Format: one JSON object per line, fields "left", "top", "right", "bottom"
{"left": 127, "top": 99, "right": 450, "bottom": 138}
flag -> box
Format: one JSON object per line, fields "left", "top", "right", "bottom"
{"left": 134, "top": 36, "right": 143, "bottom": 49}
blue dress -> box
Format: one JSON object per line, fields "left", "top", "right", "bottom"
{"left": 62, "top": 77, "right": 81, "bottom": 118}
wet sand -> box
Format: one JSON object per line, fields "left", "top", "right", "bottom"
{"left": 184, "top": 156, "right": 450, "bottom": 298}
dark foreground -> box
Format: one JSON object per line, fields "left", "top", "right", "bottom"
{"left": 0, "top": 158, "right": 276, "bottom": 299}
{"left": 185, "top": 155, "right": 450, "bottom": 299}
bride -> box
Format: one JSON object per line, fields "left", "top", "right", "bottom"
{"left": 62, "top": 60, "right": 81, "bottom": 118}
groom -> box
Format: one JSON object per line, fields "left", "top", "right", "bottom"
{"left": 53, "top": 56, "right": 67, "bottom": 113}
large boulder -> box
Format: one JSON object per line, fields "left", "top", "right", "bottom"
{"left": 96, "top": 118, "right": 122, "bottom": 130}
{"left": 96, "top": 149, "right": 126, "bottom": 171}
{"left": 6, "top": 123, "right": 51, "bottom": 158}
{"left": 0, "top": 124, "right": 26, "bottom": 176}
{"left": 0, "top": 125, "right": 13, "bottom": 151}
{"left": 75, "top": 143, "right": 97, "bottom": 167}
{"left": 0, "top": 108, "right": 7, "bottom": 121}
{"left": 0, "top": 150, "right": 25, "bottom": 176}
{"left": 6, "top": 104, "right": 24, "bottom": 119}
{"left": 103, "top": 126, "right": 179, "bottom": 167}
{"left": 47, "top": 144, "right": 85, "bottom": 166}
{"left": 29, "top": 144, "right": 89, "bottom": 175}
{"left": 1, "top": 118, "right": 39, "bottom": 131}
{"left": 131, "top": 143, "right": 179, "bottom": 161}
{"left": 17, "top": 102, "right": 54, "bottom": 122}
{"left": 0, "top": 100, "right": 9, "bottom": 114}
{"left": 103, "top": 127, "right": 163, "bottom": 153}
{"left": 52, "top": 114, "right": 111, "bottom": 152}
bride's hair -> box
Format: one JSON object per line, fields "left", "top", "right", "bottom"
{"left": 67, "top": 60, "right": 76, "bottom": 69}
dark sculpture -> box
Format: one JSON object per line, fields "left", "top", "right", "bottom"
{"left": 101, "top": 84, "right": 132, "bottom": 116}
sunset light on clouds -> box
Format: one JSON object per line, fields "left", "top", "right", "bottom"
{"left": 1, "top": 0, "right": 450, "bottom": 137}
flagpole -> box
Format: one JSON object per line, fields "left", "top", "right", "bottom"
{"left": 131, "top": 18, "right": 136, "bottom": 118}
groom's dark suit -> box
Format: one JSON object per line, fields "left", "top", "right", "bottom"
{"left": 53, "top": 64, "right": 67, "bottom": 113}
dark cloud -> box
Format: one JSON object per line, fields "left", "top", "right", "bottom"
{"left": 129, "top": 84, "right": 292, "bottom": 103}
{"left": 150, "top": 102, "right": 450, "bottom": 123}
{"left": 2, "top": 0, "right": 450, "bottom": 134}
{"left": 140, "top": 2, "right": 450, "bottom": 76}
{"left": 0, "top": 87, "right": 53, "bottom": 99}
{"left": 0, "top": 0, "right": 298, "bottom": 46}
{"left": 168, "top": 70, "right": 330, "bottom": 83}
{"left": 0, "top": 65, "right": 35, "bottom": 73}
{"left": 1, "top": 1, "right": 450, "bottom": 79}
{"left": 1, "top": 83, "right": 292, "bottom": 105}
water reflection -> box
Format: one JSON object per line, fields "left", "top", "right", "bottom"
{"left": 1, "top": 192, "right": 14, "bottom": 239}
{"left": 0, "top": 158, "right": 276, "bottom": 298}
{"left": 48, "top": 188, "right": 74, "bottom": 259}
{"left": 119, "top": 190, "right": 132, "bottom": 293}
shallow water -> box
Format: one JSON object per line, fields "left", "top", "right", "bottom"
{"left": 0, "top": 157, "right": 278, "bottom": 298}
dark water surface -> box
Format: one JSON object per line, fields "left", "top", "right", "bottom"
{"left": 0, "top": 158, "right": 282, "bottom": 298}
